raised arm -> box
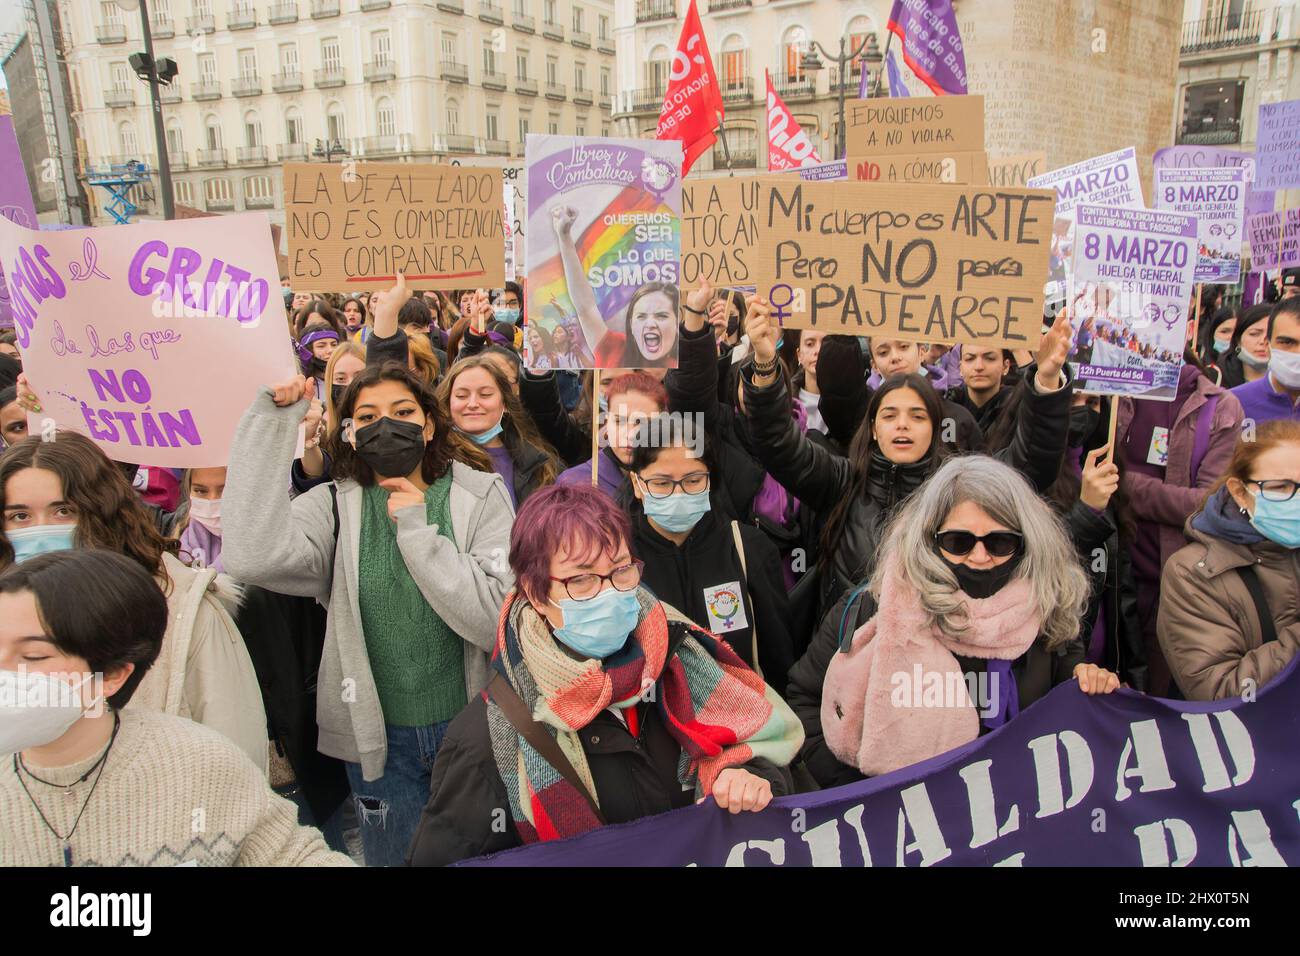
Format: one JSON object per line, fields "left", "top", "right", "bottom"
{"left": 665, "top": 278, "right": 722, "bottom": 428}
{"left": 552, "top": 204, "right": 608, "bottom": 358}
{"left": 366, "top": 273, "right": 410, "bottom": 368}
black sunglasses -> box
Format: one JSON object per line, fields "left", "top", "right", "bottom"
{"left": 934, "top": 529, "right": 1024, "bottom": 558}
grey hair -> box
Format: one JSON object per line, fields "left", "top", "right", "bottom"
{"left": 871, "top": 455, "right": 1088, "bottom": 650}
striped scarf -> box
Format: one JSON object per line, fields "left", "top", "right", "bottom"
{"left": 486, "top": 587, "right": 802, "bottom": 844}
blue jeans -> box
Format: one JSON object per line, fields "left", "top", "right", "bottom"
{"left": 344, "top": 721, "right": 450, "bottom": 867}
{"left": 274, "top": 782, "right": 347, "bottom": 855}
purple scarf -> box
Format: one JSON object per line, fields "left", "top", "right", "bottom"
{"left": 179, "top": 517, "right": 224, "bottom": 573}
{"left": 980, "top": 659, "right": 1019, "bottom": 730}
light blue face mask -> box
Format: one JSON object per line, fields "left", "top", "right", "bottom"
{"left": 1250, "top": 494, "right": 1300, "bottom": 549}
{"left": 459, "top": 415, "right": 505, "bottom": 445}
{"left": 1213, "top": 338, "right": 1231, "bottom": 355}
{"left": 494, "top": 306, "right": 521, "bottom": 325}
{"left": 7, "top": 525, "right": 77, "bottom": 563}
{"left": 552, "top": 586, "right": 641, "bottom": 659}
{"left": 642, "top": 487, "right": 711, "bottom": 534}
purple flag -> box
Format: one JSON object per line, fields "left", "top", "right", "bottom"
{"left": 887, "top": 0, "right": 967, "bottom": 95}
{"left": 886, "top": 49, "right": 911, "bottom": 98}
{"left": 463, "top": 656, "right": 1300, "bottom": 867}
{"left": 0, "top": 115, "right": 38, "bottom": 331}
{"left": 857, "top": 61, "right": 871, "bottom": 99}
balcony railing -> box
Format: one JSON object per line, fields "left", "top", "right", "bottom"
{"left": 245, "top": 193, "right": 276, "bottom": 209}
{"left": 484, "top": 138, "right": 509, "bottom": 155}
{"left": 363, "top": 135, "right": 402, "bottom": 155}
{"left": 482, "top": 69, "right": 507, "bottom": 90}
{"left": 771, "top": 75, "right": 816, "bottom": 100}
{"left": 573, "top": 86, "right": 593, "bottom": 105}
{"left": 186, "top": 14, "right": 215, "bottom": 34}
{"left": 479, "top": 1, "right": 503, "bottom": 24}
{"left": 229, "top": 7, "right": 257, "bottom": 30}
{"left": 624, "top": 85, "right": 666, "bottom": 114}
{"left": 206, "top": 195, "right": 235, "bottom": 211}
{"left": 713, "top": 146, "right": 757, "bottom": 169}
{"left": 232, "top": 75, "right": 262, "bottom": 97}
{"left": 710, "top": 0, "right": 752, "bottom": 11}
{"left": 159, "top": 86, "right": 182, "bottom": 103}
{"left": 364, "top": 60, "right": 397, "bottom": 82}
{"left": 279, "top": 142, "right": 309, "bottom": 161}
{"left": 598, "top": 93, "right": 612, "bottom": 110}
{"left": 310, "top": 0, "right": 340, "bottom": 18}
{"left": 168, "top": 151, "right": 188, "bottom": 169}
{"left": 513, "top": 12, "right": 534, "bottom": 33}
{"left": 269, "top": 3, "right": 298, "bottom": 24}
{"left": 542, "top": 19, "right": 564, "bottom": 41}
{"left": 360, "top": 0, "right": 391, "bottom": 10}
{"left": 721, "top": 77, "right": 753, "bottom": 104}
{"left": 105, "top": 87, "right": 136, "bottom": 108}
{"left": 1180, "top": 8, "right": 1264, "bottom": 54}
{"left": 444, "top": 133, "right": 477, "bottom": 152}
{"left": 441, "top": 60, "right": 468, "bottom": 83}
{"left": 1177, "top": 119, "right": 1243, "bottom": 145}
{"left": 515, "top": 76, "right": 537, "bottom": 95}
{"left": 597, "top": 36, "right": 615, "bottom": 54}
{"left": 314, "top": 67, "right": 346, "bottom": 87}
{"left": 636, "top": 0, "right": 675, "bottom": 24}
{"left": 436, "top": 0, "right": 465, "bottom": 12}
{"left": 237, "top": 145, "right": 269, "bottom": 163}
{"left": 197, "top": 147, "right": 228, "bottom": 166}
{"left": 97, "top": 23, "right": 127, "bottom": 43}
{"left": 151, "top": 17, "right": 175, "bottom": 38}
{"left": 272, "top": 71, "right": 303, "bottom": 92}
{"left": 571, "top": 29, "right": 591, "bottom": 48}
{"left": 830, "top": 66, "right": 866, "bottom": 92}
{"left": 545, "top": 82, "right": 566, "bottom": 100}
{"left": 191, "top": 80, "right": 222, "bottom": 100}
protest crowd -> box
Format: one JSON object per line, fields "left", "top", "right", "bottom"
{"left": 1, "top": 0, "right": 1299, "bottom": 875}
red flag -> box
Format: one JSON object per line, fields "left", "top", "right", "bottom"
{"left": 655, "top": 0, "right": 723, "bottom": 176}
{"left": 765, "top": 70, "right": 822, "bottom": 171}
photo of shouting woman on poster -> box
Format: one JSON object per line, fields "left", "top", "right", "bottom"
{"left": 551, "top": 204, "right": 679, "bottom": 369}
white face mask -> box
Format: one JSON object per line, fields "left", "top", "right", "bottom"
{"left": 0, "top": 670, "right": 96, "bottom": 757}
{"left": 188, "top": 496, "right": 222, "bottom": 535}
{"left": 1269, "top": 348, "right": 1300, "bottom": 389}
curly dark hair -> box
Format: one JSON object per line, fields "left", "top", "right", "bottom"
{"left": 326, "top": 361, "right": 491, "bottom": 485}
{"left": 0, "top": 431, "right": 171, "bottom": 578}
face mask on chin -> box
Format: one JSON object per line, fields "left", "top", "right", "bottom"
{"left": 1239, "top": 345, "right": 1270, "bottom": 370}
{"left": 1268, "top": 348, "right": 1300, "bottom": 389}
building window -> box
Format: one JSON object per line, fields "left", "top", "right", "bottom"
{"left": 327, "top": 103, "right": 346, "bottom": 141}
{"left": 372, "top": 30, "right": 391, "bottom": 66}
{"left": 199, "top": 53, "right": 217, "bottom": 83}
{"left": 782, "top": 27, "right": 808, "bottom": 82}
{"left": 721, "top": 36, "right": 749, "bottom": 91}
{"left": 483, "top": 41, "right": 497, "bottom": 75}
{"left": 572, "top": 7, "right": 583, "bottom": 32}
{"left": 244, "top": 175, "right": 273, "bottom": 202}
{"left": 544, "top": 0, "right": 556, "bottom": 26}
{"left": 847, "top": 17, "right": 878, "bottom": 78}
{"left": 441, "top": 33, "right": 457, "bottom": 62}
{"left": 516, "top": 51, "right": 529, "bottom": 80}
{"left": 598, "top": 14, "right": 608, "bottom": 42}
{"left": 244, "top": 111, "right": 262, "bottom": 146}
{"left": 518, "top": 114, "right": 530, "bottom": 141}
{"left": 238, "top": 48, "right": 258, "bottom": 80}
{"left": 486, "top": 110, "right": 499, "bottom": 140}
{"left": 322, "top": 37, "right": 341, "bottom": 72}
{"left": 601, "top": 124, "right": 609, "bottom": 137}
{"left": 446, "top": 101, "right": 460, "bottom": 135}
{"left": 165, "top": 122, "right": 183, "bottom": 154}
{"left": 110, "top": 61, "right": 130, "bottom": 91}
{"left": 195, "top": 0, "right": 212, "bottom": 15}
{"left": 285, "top": 108, "right": 304, "bottom": 144}
{"left": 205, "top": 116, "right": 222, "bottom": 149}
{"left": 174, "top": 180, "right": 194, "bottom": 205}
{"left": 546, "top": 56, "right": 558, "bottom": 85}
{"left": 279, "top": 42, "right": 299, "bottom": 72}
{"left": 575, "top": 63, "right": 585, "bottom": 91}
{"left": 102, "top": 2, "right": 123, "bottom": 27}
{"left": 204, "top": 177, "right": 232, "bottom": 203}
{"left": 1177, "top": 80, "right": 1246, "bottom": 145}
{"left": 600, "top": 67, "right": 610, "bottom": 96}
{"left": 548, "top": 113, "right": 559, "bottom": 135}
{"left": 646, "top": 47, "right": 669, "bottom": 90}
{"left": 576, "top": 124, "right": 585, "bottom": 137}
{"left": 376, "top": 98, "right": 396, "bottom": 137}
{"left": 118, "top": 121, "right": 137, "bottom": 156}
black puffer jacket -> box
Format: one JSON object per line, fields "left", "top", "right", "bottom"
{"left": 499, "top": 428, "right": 554, "bottom": 506}
{"left": 1065, "top": 500, "right": 1147, "bottom": 690}
{"left": 945, "top": 383, "right": 1014, "bottom": 438}
{"left": 519, "top": 369, "right": 590, "bottom": 467}
{"left": 742, "top": 365, "right": 1075, "bottom": 615}
{"left": 787, "top": 585, "right": 1086, "bottom": 790}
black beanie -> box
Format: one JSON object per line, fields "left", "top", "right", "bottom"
{"left": 815, "top": 335, "right": 869, "bottom": 446}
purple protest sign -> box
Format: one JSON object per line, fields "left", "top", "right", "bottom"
{"left": 1255, "top": 99, "right": 1300, "bottom": 191}
{"left": 1153, "top": 145, "right": 1273, "bottom": 241}
{"left": 1246, "top": 208, "right": 1300, "bottom": 271}
{"left": 1068, "top": 204, "right": 1198, "bottom": 402}
{"left": 463, "top": 657, "right": 1300, "bottom": 867}
{"left": 886, "top": 0, "right": 967, "bottom": 95}
{"left": 0, "top": 115, "right": 39, "bottom": 331}
{"left": 1154, "top": 167, "right": 1246, "bottom": 283}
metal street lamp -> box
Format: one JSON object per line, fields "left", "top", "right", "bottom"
{"left": 116, "top": 0, "right": 175, "bottom": 219}
{"left": 802, "top": 34, "right": 881, "bottom": 159}
{"left": 313, "top": 138, "right": 348, "bottom": 162}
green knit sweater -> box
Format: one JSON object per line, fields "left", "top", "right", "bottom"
{"left": 357, "top": 477, "right": 467, "bottom": 726}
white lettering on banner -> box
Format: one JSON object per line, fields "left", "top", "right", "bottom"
{"left": 958, "top": 759, "right": 1021, "bottom": 848}
{"left": 1134, "top": 818, "right": 1197, "bottom": 866}
{"left": 895, "top": 782, "right": 952, "bottom": 866}
{"left": 1181, "top": 711, "right": 1255, "bottom": 793}
{"left": 767, "top": 91, "right": 817, "bottom": 164}
{"left": 1115, "top": 719, "right": 1177, "bottom": 801}
{"left": 1226, "top": 810, "right": 1287, "bottom": 867}
{"left": 724, "top": 838, "right": 786, "bottom": 866}
{"left": 1027, "top": 730, "right": 1095, "bottom": 818}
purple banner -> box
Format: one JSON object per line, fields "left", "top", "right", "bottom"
{"left": 886, "top": 0, "right": 967, "bottom": 95}
{"left": 1154, "top": 167, "right": 1246, "bottom": 283}
{"left": 0, "top": 115, "right": 39, "bottom": 330}
{"left": 1255, "top": 99, "right": 1300, "bottom": 191}
{"left": 464, "top": 658, "right": 1300, "bottom": 866}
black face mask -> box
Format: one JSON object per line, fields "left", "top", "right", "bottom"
{"left": 330, "top": 383, "right": 346, "bottom": 407}
{"left": 353, "top": 416, "right": 427, "bottom": 478}
{"left": 940, "top": 551, "right": 1024, "bottom": 599}
{"left": 1067, "top": 406, "right": 1100, "bottom": 448}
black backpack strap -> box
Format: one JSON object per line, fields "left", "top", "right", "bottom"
{"left": 328, "top": 483, "right": 339, "bottom": 543}
{"left": 1235, "top": 564, "right": 1277, "bottom": 645}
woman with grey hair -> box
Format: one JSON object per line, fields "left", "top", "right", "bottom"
{"left": 790, "top": 455, "right": 1120, "bottom": 784}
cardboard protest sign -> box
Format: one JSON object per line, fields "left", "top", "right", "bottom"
{"left": 986, "top": 152, "right": 1046, "bottom": 187}
{"left": 852, "top": 151, "right": 989, "bottom": 186}
{"left": 753, "top": 179, "right": 1056, "bottom": 349}
{"left": 524, "top": 135, "right": 682, "bottom": 370}
{"left": 681, "top": 177, "right": 762, "bottom": 288}
{"left": 1246, "top": 209, "right": 1300, "bottom": 271}
{"left": 284, "top": 162, "right": 505, "bottom": 291}
{"left": 1154, "top": 167, "right": 1246, "bottom": 283}
{"left": 0, "top": 212, "right": 296, "bottom": 466}
{"left": 0, "top": 115, "right": 38, "bottom": 331}
{"left": 1254, "top": 99, "right": 1300, "bottom": 191}
{"left": 1066, "top": 204, "right": 1198, "bottom": 402}
{"left": 450, "top": 156, "right": 526, "bottom": 271}
{"left": 1029, "top": 147, "right": 1145, "bottom": 305}
{"left": 844, "top": 95, "right": 984, "bottom": 157}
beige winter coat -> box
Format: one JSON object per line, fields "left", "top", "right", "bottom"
{"left": 125, "top": 552, "right": 268, "bottom": 774}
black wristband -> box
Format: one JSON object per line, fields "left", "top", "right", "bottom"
{"left": 752, "top": 356, "right": 778, "bottom": 374}
{"left": 682, "top": 304, "right": 706, "bottom": 316}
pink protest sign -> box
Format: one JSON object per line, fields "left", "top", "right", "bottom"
{"left": 0, "top": 114, "right": 38, "bottom": 330}
{"left": 0, "top": 212, "right": 297, "bottom": 467}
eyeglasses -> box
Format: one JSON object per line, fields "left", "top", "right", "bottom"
{"left": 637, "top": 472, "right": 710, "bottom": 498}
{"left": 550, "top": 560, "right": 644, "bottom": 601}
{"left": 934, "top": 529, "right": 1024, "bottom": 558}
{"left": 1246, "top": 479, "right": 1300, "bottom": 502}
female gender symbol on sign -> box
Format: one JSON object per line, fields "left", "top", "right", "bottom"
{"left": 768, "top": 283, "right": 795, "bottom": 324}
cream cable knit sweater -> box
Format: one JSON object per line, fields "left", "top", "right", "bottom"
{"left": 0, "top": 710, "right": 354, "bottom": 867}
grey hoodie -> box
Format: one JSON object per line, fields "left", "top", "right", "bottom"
{"left": 222, "top": 389, "right": 516, "bottom": 781}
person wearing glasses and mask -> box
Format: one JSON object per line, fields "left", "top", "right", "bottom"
{"left": 623, "top": 416, "right": 796, "bottom": 696}
{"left": 789, "top": 455, "right": 1118, "bottom": 787}
{"left": 1158, "top": 421, "right": 1300, "bottom": 701}
{"left": 407, "top": 483, "right": 803, "bottom": 866}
